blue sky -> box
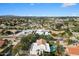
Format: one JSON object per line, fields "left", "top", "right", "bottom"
{"left": 0, "top": 3, "right": 79, "bottom": 16}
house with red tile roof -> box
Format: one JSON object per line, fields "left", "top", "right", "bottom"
{"left": 0, "top": 40, "right": 5, "bottom": 48}
{"left": 67, "top": 46, "right": 79, "bottom": 56}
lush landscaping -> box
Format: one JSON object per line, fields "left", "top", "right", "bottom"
{"left": 18, "top": 33, "right": 65, "bottom": 56}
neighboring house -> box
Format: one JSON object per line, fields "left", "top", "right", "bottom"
{"left": 36, "top": 29, "right": 50, "bottom": 35}
{"left": 68, "top": 46, "right": 79, "bottom": 55}
{"left": 0, "top": 39, "right": 12, "bottom": 56}
{"left": 0, "top": 40, "right": 5, "bottom": 48}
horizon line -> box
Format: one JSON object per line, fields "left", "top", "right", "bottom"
{"left": 0, "top": 15, "right": 79, "bottom": 17}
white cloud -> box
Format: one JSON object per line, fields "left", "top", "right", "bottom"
{"left": 62, "top": 3, "right": 77, "bottom": 7}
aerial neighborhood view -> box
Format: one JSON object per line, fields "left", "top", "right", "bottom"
{"left": 0, "top": 3, "right": 79, "bottom": 56}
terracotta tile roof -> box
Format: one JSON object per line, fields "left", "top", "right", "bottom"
{"left": 0, "top": 40, "right": 5, "bottom": 47}
{"left": 68, "top": 46, "right": 79, "bottom": 55}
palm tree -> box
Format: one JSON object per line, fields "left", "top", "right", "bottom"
{"left": 56, "top": 40, "right": 65, "bottom": 56}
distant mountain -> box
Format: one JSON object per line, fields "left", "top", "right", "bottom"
{"left": 0, "top": 15, "right": 79, "bottom": 17}
{"left": 0, "top": 15, "right": 79, "bottom": 20}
